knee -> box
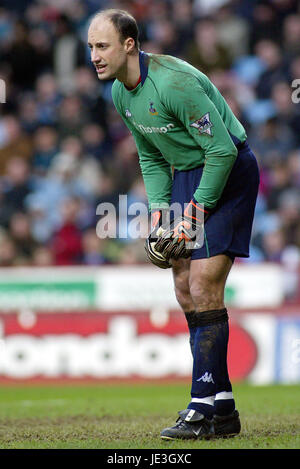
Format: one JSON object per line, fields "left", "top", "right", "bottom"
{"left": 189, "top": 279, "right": 207, "bottom": 304}
{"left": 188, "top": 256, "right": 232, "bottom": 310}
{"left": 174, "top": 277, "right": 193, "bottom": 312}
{"left": 189, "top": 276, "right": 224, "bottom": 309}
{"left": 175, "top": 288, "right": 191, "bottom": 312}
{"left": 189, "top": 270, "right": 213, "bottom": 297}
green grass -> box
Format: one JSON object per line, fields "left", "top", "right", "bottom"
{"left": 0, "top": 382, "right": 299, "bottom": 449}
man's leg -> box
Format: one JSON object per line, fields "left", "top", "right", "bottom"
{"left": 172, "top": 257, "right": 193, "bottom": 313}
{"left": 172, "top": 256, "right": 230, "bottom": 416}
{"left": 172, "top": 257, "right": 198, "bottom": 354}
{"left": 188, "top": 255, "right": 238, "bottom": 420}
{"left": 160, "top": 257, "right": 215, "bottom": 440}
{"left": 189, "top": 254, "right": 232, "bottom": 311}
{"left": 161, "top": 254, "right": 240, "bottom": 439}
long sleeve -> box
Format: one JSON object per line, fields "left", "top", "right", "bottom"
{"left": 112, "top": 81, "right": 172, "bottom": 210}
{"left": 163, "top": 74, "right": 238, "bottom": 209}
{"left": 127, "top": 122, "right": 173, "bottom": 210}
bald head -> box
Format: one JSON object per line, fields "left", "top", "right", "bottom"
{"left": 90, "top": 9, "right": 140, "bottom": 50}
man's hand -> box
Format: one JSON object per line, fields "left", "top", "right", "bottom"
{"left": 154, "top": 199, "right": 209, "bottom": 260}
{"left": 144, "top": 209, "right": 172, "bottom": 269}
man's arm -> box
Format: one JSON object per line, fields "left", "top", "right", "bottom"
{"left": 130, "top": 128, "right": 173, "bottom": 210}
{"left": 111, "top": 82, "right": 173, "bottom": 268}
{"left": 111, "top": 82, "right": 172, "bottom": 210}
{"left": 163, "top": 73, "right": 238, "bottom": 210}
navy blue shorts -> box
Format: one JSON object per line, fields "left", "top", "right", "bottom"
{"left": 170, "top": 141, "right": 260, "bottom": 262}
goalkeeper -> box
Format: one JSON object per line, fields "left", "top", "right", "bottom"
{"left": 88, "top": 9, "right": 259, "bottom": 440}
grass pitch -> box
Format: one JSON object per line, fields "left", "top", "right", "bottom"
{"left": 0, "top": 382, "right": 299, "bottom": 449}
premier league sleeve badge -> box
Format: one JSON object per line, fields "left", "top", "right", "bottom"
{"left": 190, "top": 112, "right": 213, "bottom": 136}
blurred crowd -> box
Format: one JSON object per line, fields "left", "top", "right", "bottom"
{"left": 0, "top": 0, "right": 300, "bottom": 297}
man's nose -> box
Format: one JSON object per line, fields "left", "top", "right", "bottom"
{"left": 91, "top": 48, "right": 101, "bottom": 63}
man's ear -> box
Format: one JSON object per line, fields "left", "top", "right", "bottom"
{"left": 124, "top": 37, "right": 136, "bottom": 53}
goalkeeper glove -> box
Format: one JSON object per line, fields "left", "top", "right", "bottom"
{"left": 144, "top": 208, "right": 172, "bottom": 269}
{"left": 154, "top": 199, "right": 209, "bottom": 260}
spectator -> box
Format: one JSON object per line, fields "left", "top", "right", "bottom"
{"left": 81, "top": 228, "right": 109, "bottom": 265}
{"left": 282, "top": 14, "right": 300, "bottom": 58}
{"left": 32, "top": 245, "right": 54, "bottom": 266}
{"left": 0, "top": 116, "right": 33, "bottom": 174}
{"left": 262, "top": 229, "right": 286, "bottom": 263}
{"left": 18, "top": 94, "right": 40, "bottom": 134}
{"left": 171, "top": 0, "right": 194, "bottom": 55}
{"left": 52, "top": 13, "right": 86, "bottom": 93}
{"left": 0, "top": 157, "right": 32, "bottom": 226}
{"left": 31, "top": 125, "right": 58, "bottom": 172}
{"left": 287, "top": 150, "right": 300, "bottom": 186}
{"left": 9, "top": 211, "right": 37, "bottom": 260}
{"left": 0, "top": 0, "right": 299, "bottom": 270}
{"left": 4, "top": 20, "right": 39, "bottom": 91}
{"left": 35, "top": 73, "right": 62, "bottom": 126}
{"left": 254, "top": 40, "right": 286, "bottom": 99}
{"left": 266, "top": 161, "right": 291, "bottom": 210}
{"left": 51, "top": 196, "right": 83, "bottom": 265}
{"left": 74, "top": 66, "right": 108, "bottom": 129}
{"left": 249, "top": 2, "right": 281, "bottom": 47}
{"left": 271, "top": 81, "right": 300, "bottom": 145}
{"left": 216, "top": 4, "right": 250, "bottom": 60}
{"left": 25, "top": 195, "right": 56, "bottom": 243}
{"left": 29, "top": 27, "right": 53, "bottom": 76}
{"left": 148, "top": 19, "right": 182, "bottom": 56}
{"left": 0, "top": 234, "right": 18, "bottom": 266}
{"left": 81, "top": 123, "right": 111, "bottom": 161}
{"left": 277, "top": 189, "right": 300, "bottom": 246}
{"left": 247, "top": 117, "right": 296, "bottom": 169}
{"left": 59, "top": 135, "right": 103, "bottom": 199}
{"left": 48, "top": 151, "right": 98, "bottom": 202}
{"left": 57, "top": 95, "right": 89, "bottom": 139}
{"left": 185, "top": 18, "right": 232, "bottom": 76}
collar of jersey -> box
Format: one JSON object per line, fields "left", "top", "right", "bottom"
{"left": 124, "top": 50, "right": 149, "bottom": 94}
{"left": 139, "top": 50, "right": 149, "bottom": 85}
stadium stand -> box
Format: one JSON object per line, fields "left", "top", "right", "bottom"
{"left": 0, "top": 0, "right": 299, "bottom": 302}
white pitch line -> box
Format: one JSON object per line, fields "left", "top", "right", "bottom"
{"left": 0, "top": 398, "right": 71, "bottom": 407}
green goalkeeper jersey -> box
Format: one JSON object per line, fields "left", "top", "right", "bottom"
{"left": 111, "top": 52, "right": 247, "bottom": 210}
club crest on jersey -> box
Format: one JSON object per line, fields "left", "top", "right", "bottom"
{"left": 190, "top": 112, "right": 213, "bottom": 136}
{"left": 149, "top": 101, "right": 158, "bottom": 116}
{"left": 125, "top": 108, "right": 132, "bottom": 118}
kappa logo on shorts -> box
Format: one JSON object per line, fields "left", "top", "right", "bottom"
{"left": 190, "top": 112, "right": 213, "bottom": 136}
{"left": 125, "top": 109, "right": 132, "bottom": 118}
